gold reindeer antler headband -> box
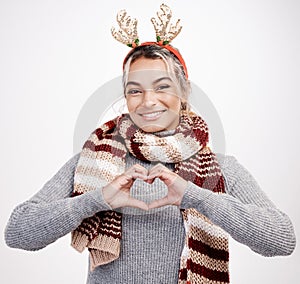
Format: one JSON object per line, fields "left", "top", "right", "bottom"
{"left": 111, "top": 9, "right": 139, "bottom": 48}
{"left": 151, "top": 3, "right": 182, "bottom": 44}
{"left": 111, "top": 3, "right": 188, "bottom": 78}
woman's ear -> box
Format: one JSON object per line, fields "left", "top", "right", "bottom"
{"left": 182, "top": 80, "right": 191, "bottom": 100}
{"left": 180, "top": 101, "right": 186, "bottom": 110}
{"left": 186, "top": 80, "right": 191, "bottom": 97}
{"left": 181, "top": 80, "right": 191, "bottom": 109}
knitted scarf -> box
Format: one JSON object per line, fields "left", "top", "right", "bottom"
{"left": 71, "top": 113, "right": 230, "bottom": 283}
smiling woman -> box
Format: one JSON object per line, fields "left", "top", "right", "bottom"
{"left": 125, "top": 57, "right": 182, "bottom": 132}
{"left": 4, "top": 3, "right": 296, "bottom": 284}
{"left": 122, "top": 42, "right": 191, "bottom": 133}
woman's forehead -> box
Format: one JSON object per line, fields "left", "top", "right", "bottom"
{"left": 127, "top": 69, "right": 173, "bottom": 84}
{"left": 129, "top": 57, "right": 167, "bottom": 71}
{"left": 127, "top": 58, "right": 175, "bottom": 84}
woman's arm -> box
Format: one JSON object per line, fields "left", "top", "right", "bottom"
{"left": 180, "top": 154, "right": 296, "bottom": 257}
{"left": 4, "top": 154, "right": 112, "bottom": 251}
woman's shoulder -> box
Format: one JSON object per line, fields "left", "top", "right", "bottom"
{"left": 215, "top": 152, "right": 256, "bottom": 190}
{"left": 215, "top": 152, "right": 239, "bottom": 171}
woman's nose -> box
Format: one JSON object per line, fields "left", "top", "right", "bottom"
{"left": 141, "top": 89, "right": 157, "bottom": 107}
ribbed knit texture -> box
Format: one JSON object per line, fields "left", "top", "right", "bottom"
{"left": 4, "top": 153, "right": 296, "bottom": 283}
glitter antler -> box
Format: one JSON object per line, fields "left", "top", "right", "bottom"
{"left": 151, "top": 3, "right": 182, "bottom": 45}
{"left": 111, "top": 10, "right": 139, "bottom": 47}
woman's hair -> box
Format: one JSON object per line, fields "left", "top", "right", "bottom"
{"left": 122, "top": 45, "right": 190, "bottom": 110}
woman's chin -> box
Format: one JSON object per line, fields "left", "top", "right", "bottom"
{"left": 139, "top": 124, "right": 166, "bottom": 133}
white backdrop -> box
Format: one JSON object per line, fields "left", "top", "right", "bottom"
{"left": 1, "top": 0, "right": 299, "bottom": 283}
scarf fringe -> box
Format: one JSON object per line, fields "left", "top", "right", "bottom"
{"left": 89, "top": 236, "right": 121, "bottom": 270}
{"left": 71, "top": 231, "right": 121, "bottom": 271}
{"left": 71, "top": 231, "right": 89, "bottom": 253}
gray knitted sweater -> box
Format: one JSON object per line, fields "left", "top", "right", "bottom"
{"left": 5, "top": 153, "right": 296, "bottom": 283}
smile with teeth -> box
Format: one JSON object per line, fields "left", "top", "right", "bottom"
{"left": 139, "top": 110, "right": 166, "bottom": 119}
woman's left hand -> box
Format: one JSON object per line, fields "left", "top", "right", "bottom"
{"left": 146, "top": 163, "right": 188, "bottom": 209}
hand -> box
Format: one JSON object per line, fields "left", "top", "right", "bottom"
{"left": 146, "top": 163, "right": 188, "bottom": 209}
{"left": 102, "top": 164, "right": 149, "bottom": 210}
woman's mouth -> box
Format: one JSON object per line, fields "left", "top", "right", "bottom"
{"left": 139, "top": 110, "right": 166, "bottom": 120}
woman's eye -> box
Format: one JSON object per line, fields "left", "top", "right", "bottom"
{"left": 155, "top": 84, "right": 170, "bottom": 92}
{"left": 127, "top": 89, "right": 142, "bottom": 96}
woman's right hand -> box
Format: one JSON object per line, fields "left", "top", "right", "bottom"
{"left": 102, "top": 164, "right": 149, "bottom": 210}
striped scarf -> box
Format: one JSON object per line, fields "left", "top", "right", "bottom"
{"left": 71, "top": 113, "right": 230, "bottom": 283}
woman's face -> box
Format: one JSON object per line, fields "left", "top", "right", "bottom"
{"left": 125, "top": 57, "right": 181, "bottom": 133}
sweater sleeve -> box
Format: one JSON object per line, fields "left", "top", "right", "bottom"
{"left": 4, "top": 154, "right": 112, "bottom": 251}
{"left": 180, "top": 154, "right": 296, "bottom": 257}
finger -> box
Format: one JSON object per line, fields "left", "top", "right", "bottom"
{"left": 144, "top": 172, "right": 160, "bottom": 184}
{"left": 148, "top": 163, "right": 170, "bottom": 178}
{"left": 121, "top": 171, "right": 147, "bottom": 181}
{"left": 147, "top": 167, "right": 164, "bottom": 179}
{"left": 148, "top": 169, "right": 176, "bottom": 186}
{"left": 127, "top": 164, "right": 148, "bottom": 175}
{"left": 126, "top": 197, "right": 149, "bottom": 211}
{"left": 148, "top": 163, "right": 166, "bottom": 173}
{"left": 148, "top": 197, "right": 170, "bottom": 209}
{"left": 126, "top": 165, "right": 149, "bottom": 180}
{"left": 144, "top": 177, "right": 155, "bottom": 184}
{"left": 131, "top": 172, "right": 149, "bottom": 180}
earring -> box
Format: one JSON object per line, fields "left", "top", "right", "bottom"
{"left": 180, "top": 101, "right": 187, "bottom": 111}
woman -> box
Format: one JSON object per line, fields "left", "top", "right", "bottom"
{"left": 5, "top": 5, "right": 296, "bottom": 284}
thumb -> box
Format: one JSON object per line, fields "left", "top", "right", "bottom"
{"left": 125, "top": 197, "right": 149, "bottom": 211}
{"left": 147, "top": 196, "right": 171, "bottom": 209}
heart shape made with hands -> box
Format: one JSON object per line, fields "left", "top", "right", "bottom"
{"left": 102, "top": 163, "right": 188, "bottom": 211}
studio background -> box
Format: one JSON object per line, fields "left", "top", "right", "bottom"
{"left": 0, "top": 0, "right": 299, "bottom": 283}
